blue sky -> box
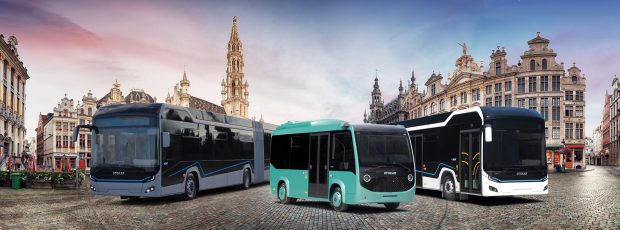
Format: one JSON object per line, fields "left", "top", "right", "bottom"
{"left": 0, "top": 0, "right": 618, "bottom": 137}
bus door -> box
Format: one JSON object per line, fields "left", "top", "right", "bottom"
{"left": 459, "top": 130, "right": 481, "bottom": 194}
{"left": 308, "top": 133, "right": 329, "bottom": 198}
{"left": 411, "top": 134, "right": 423, "bottom": 188}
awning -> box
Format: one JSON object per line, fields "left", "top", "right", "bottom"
{"left": 565, "top": 145, "right": 584, "bottom": 149}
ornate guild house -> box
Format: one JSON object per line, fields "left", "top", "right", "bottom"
{"left": 0, "top": 35, "right": 29, "bottom": 171}
{"left": 364, "top": 33, "right": 587, "bottom": 169}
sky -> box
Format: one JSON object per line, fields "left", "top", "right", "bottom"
{"left": 0, "top": 0, "right": 618, "bottom": 139}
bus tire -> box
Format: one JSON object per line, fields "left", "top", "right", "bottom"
{"left": 277, "top": 182, "right": 292, "bottom": 204}
{"left": 330, "top": 186, "right": 348, "bottom": 212}
{"left": 441, "top": 175, "right": 458, "bottom": 201}
{"left": 183, "top": 173, "right": 197, "bottom": 200}
{"left": 242, "top": 169, "right": 251, "bottom": 190}
{"left": 384, "top": 202, "right": 400, "bottom": 210}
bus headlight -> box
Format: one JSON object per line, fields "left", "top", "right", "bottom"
{"left": 145, "top": 186, "right": 155, "bottom": 193}
{"left": 407, "top": 174, "right": 414, "bottom": 182}
{"left": 363, "top": 174, "right": 371, "bottom": 183}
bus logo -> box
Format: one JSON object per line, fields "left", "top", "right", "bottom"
{"left": 113, "top": 172, "right": 125, "bottom": 176}
{"left": 384, "top": 172, "right": 397, "bottom": 175}
{"left": 516, "top": 172, "right": 527, "bottom": 176}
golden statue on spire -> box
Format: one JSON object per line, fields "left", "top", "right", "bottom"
{"left": 458, "top": 42, "right": 468, "bottom": 55}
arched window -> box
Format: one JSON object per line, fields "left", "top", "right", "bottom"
{"left": 431, "top": 102, "right": 436, "bottom": 114}
{"left": 530, "top": 60, "right": 536, "bottom": 71}
{"left": 495, "top": 62, "right": 501, "bottom": 75}
{"left": 439, "top": 99, "right": 445, "bottom": 111}
{"left": 572, "top": 76, "right": 577, "bottom": 84}
{"left": 88, "top": 108, "right": 92, "bottom": 116}
{"left": 423, "top": 106, "right": 428, "bottom": 116}
{"left": 542, "top": 59, "right": 548, "bottom": 70}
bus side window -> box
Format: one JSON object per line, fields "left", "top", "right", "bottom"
{"left": 209, "top": 126, "right": 228, "bottom": 160}
{"left": 331, "top": 132, "right": 355, "bottom": 174}
{"left": 413, "top": 135, "right": 423, "bottom": 167}
{"left": 271, "top": 135, "right": 290, "bottom": 169}
{"left": 289, "top": 135, "right": 309, "bottom": 170}
{"left": 423, "top": 131, "right": 440, "bottom": 164}
{"left": 163, "top": 119, "right": 183, "bottom": 161}
{"left": 199, "top": 124, "right": 210, "bottom": 158}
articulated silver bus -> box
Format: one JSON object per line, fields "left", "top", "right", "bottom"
{"left": 74, "top": 103, "right": 274, "bottom": 200}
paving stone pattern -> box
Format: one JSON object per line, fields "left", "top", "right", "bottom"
{"left": 0, "top": 166, "right": 619, "bottom": 229}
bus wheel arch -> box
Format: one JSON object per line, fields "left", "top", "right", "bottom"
{"left": 440, "top": 173, "right": 458, "bottom": 201}
{"left": 182, "top": 171, "right": 198, "bottom": 200}
{"left": 190, "top": 171, "right": 199, "bottom": 191}
{"left": 330, "top": 185, "right": 348, "bottom": 211}
{"left": 242, "top": 168, "right": 251, "bottom": 189}
{"left": 277, "top": 180, "right": 294, "bottom": 204}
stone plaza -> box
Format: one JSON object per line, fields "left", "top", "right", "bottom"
{"left": 1, "top": 166, "right": 619, "bottom": 229}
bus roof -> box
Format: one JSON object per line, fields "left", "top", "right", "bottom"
{"left": 273, "top": 119, "right": 349, "bottom": 135}
{"left": 392, "top": 106, "right": 543, "bottom": 128}
{"left": 94, "top": 103, "right": 163, "bottom": 118}
{"left": 94, "top": 103, "right": 277, "bottom": 129}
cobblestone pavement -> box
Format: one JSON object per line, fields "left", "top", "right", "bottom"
{"left": 1, "top": 165, "right": 619, "bottom": 229}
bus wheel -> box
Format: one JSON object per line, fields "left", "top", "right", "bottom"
{"left": 242, "top": 169, "right": 251, "bottom": 190}
{"left": 384, "top": 202, "right": 400, "bottom": 210}
{"left": 441, "top": 175, "right": 457, "bottom": 201}
{"left": 183, "top": 173, "right": 197, "bottom": 200}
{"left": 330, "top": 187, "right": 348, "bottom": 212}
{"left": 277, "top": 182, "right": 292, "bottom": 204}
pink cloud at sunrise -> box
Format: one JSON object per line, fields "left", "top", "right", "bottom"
{"left": 0, "top": 0, "right": 618, "bottom": 138}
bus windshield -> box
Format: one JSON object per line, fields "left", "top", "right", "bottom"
{"left": 92, "top": 117, "right": 158, "bottom": 170}
{"left": 484, "top": 120, "right": 545, "bottom": 172}
{"left": 355, "top": 132, "right": 414, "bottom": 170}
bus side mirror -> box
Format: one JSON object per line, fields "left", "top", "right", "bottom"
{"left": 162, "top": 132, "right": 171, "bottom": 148}
{"left": 484, "top": 125, "right": 492, "bottom": 142}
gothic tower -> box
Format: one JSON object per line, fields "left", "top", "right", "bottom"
{"left": 221, "top": 16, "right": 250, "bottom": 118}
{"left": 180, "top": 70, "right": 190, "bottom": 107}
{"left": 369, "top": 76, "right": 383, "bottom": 122}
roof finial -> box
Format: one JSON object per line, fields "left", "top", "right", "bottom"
{"left": 233, "top": 16, "right": 237, "bottom": 23}
{"left": 537, "top": 32, "right": 541, "bottom": 36}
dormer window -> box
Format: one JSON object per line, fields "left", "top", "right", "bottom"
{"left": 530, "top": 60, "right": 536, "bottom": 71}
{"left": 431, "top": 84, "right": 436, "bottom": 96}
{"left": 542, "top": 59, "right": 548, "bottom": 70}
{"left": 572, "top": 76, "right": 578, "bottom": 84}
{"left": 495, "top": 61, "right": 501, "bottom": 75}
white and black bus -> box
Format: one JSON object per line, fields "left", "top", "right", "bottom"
{"left": 74, "top": 103, "right": 275, "bottom": 200}
{"left": 393, "top": 106, "right": 548, "bottom": 200}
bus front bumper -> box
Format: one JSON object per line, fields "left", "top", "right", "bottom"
{"left": 352, "top": 186, "right": 415, "bottom": 204}
{"left": 90, "top": 181, "right": 161, "bottom": 197}
{"left": 484, "top": 180, "right": 549, "bottom": 196}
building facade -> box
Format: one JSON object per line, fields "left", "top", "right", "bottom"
{"left": 40, "top": 95, "right": 79, "bottom": 171}
{"left": 364, "top": 33, "right": 587, "bottom": 169}
{"left": 37, "top": 82, "right": 156, "bottom": 171}
{"left": 0, "top": 34, "right": 29, "bottom": 171}
{"left": 601, "top": 91, "right": 612, "bottom": 165}
{"left": 165, "top": 71, "right": 225, "bottom": 114}
{"left": 609, "top": 77, "right": 620, "bottom": 166}
{"left": 221, "top": 16, "right": 250, "bottom": 118}
{"left": 96, "top": 80, "right": 156, "bottom": 108}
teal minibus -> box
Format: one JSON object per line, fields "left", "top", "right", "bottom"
{"left": 270, "top": 120, "right": 415, "bottom": 211}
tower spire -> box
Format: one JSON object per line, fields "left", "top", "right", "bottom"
{"left": 222, "top": 16, "right": 249, "bottom": 118}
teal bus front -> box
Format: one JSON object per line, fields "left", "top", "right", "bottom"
{"left": 269, "top": 123, "right": 415, "bottom": 206}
